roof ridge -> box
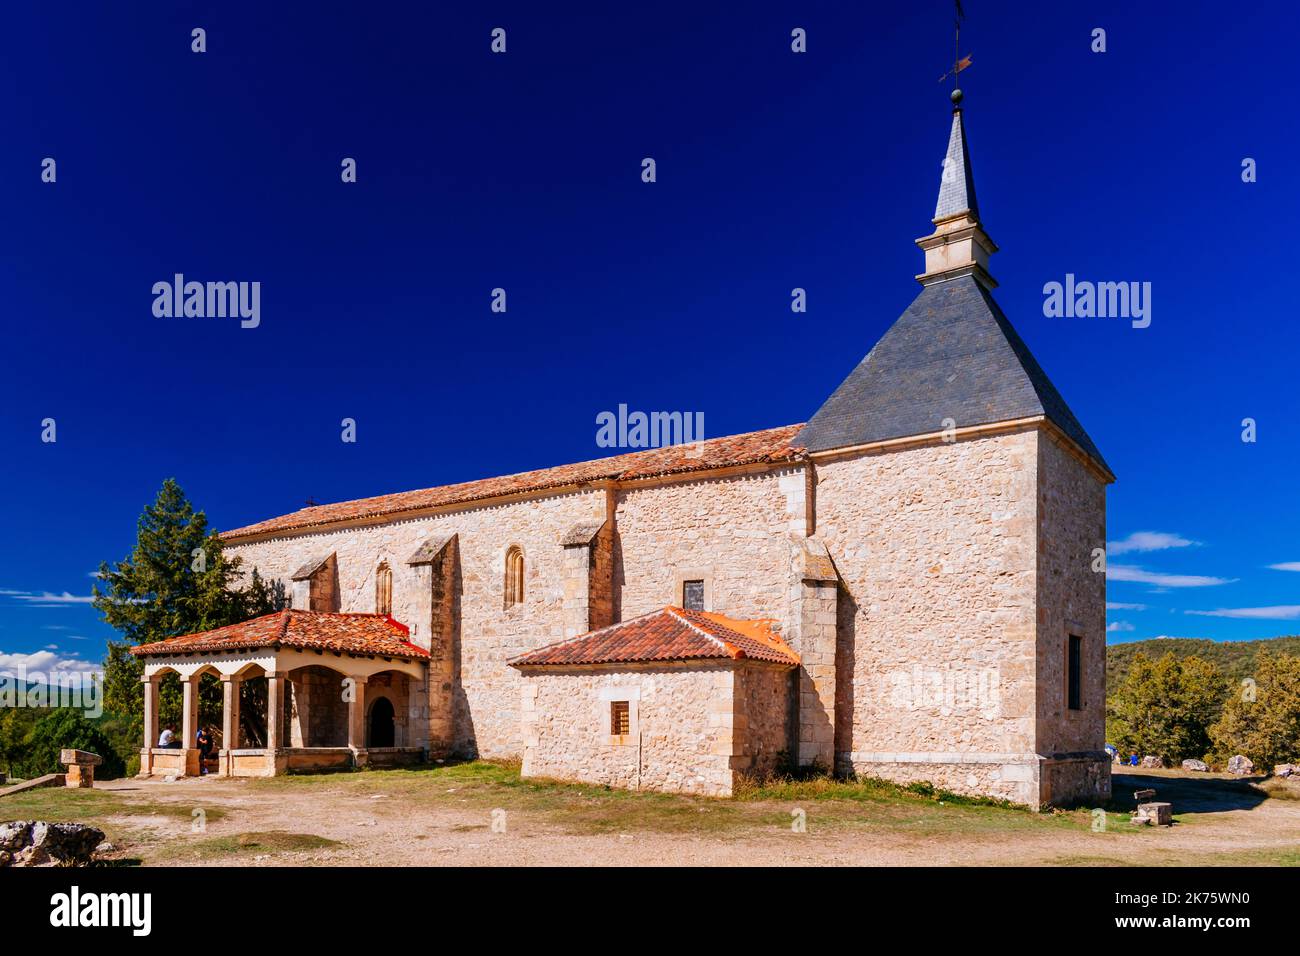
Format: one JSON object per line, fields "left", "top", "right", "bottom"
{"left": 222, "top": 423, "right": 806, "bottom": 540}
{"left": 667, "top": 606, "right": 741, "bottom": 659}
{"left": 504, "top": 607, "right": 667, "bottom": 665}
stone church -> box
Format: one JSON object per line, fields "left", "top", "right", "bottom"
{"left": 133, "top": 95, "right": 1112, "bottom": 808}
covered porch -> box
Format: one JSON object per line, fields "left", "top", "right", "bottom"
{"left": 131, "top": 610, "right": 431, "bottom": 778}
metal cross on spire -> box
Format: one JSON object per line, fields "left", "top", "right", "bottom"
{"left": 937, "top": 0, "right": 972, "bottom": 104}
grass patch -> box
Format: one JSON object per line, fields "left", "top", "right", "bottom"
{"left": 1256, "top": 778, "right": 1300, "bottom": 800}
{"left": 0, "top": 787, "right": 228, "bottom": 826}
{"left": 183, "top": 831, "right": 341, "bottom": 858}
{"left": 734, "top": 772, "right": 1024, "bottom": 809}
{"left": 245, "top": 759, "right": 1141, "bottom": 838}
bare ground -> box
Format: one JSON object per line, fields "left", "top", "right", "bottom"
{"left": 7, "top": 763, "right": 1298, "bottom": 866}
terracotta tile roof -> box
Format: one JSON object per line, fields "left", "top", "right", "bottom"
{"left": 222, "top": 424, "right": 805, "bottom": 540}
{"left": 129, "top": 610, "right": 430, "bottom": 661}
{"left": 507, "top": 607, "right": 799, "bottom": 668}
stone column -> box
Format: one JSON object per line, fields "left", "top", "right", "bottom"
{"left": 220, "top": 675, "right": 241, "bottom": 776}
{"left": 797, "top": 579, "right": 838, "bottom": 768}
{"left": 561, "top": 542, "right": 592, "bottom": 638}
{"left": 265, "top": 670, "right": 287, "bottom": 776}
{"left": 180, "top": 674, "right": 201, "bottom": 776}
{"left": 791, "top": 537, "right": 839, "bottom": 769}
{"left": 408, "top": 535, "right": 458, "bottom": 758}
{"left": 290, "top": 674, "right": 310, "bottom": 747}
{"left": 347, "top": 674, "right": 368, "bottom": 767}
{"left": 266, "top": 672, "right": 282, "bottom": 750}
{"left": 139, "top": 675, "right": 159, "bottom": 777}
{"left": 560, "top": 520, "right": 612, "bottom": 638}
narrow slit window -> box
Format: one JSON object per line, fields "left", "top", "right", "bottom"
{"left": 610, "top": 701, "right": 630, "bottom": 736}
{"left": 682, "top": 579, "right": 705, "bottom": 611}
{"left": 505, "top": 546, "right": 524, "bottom": 607}
{"left": 1067, "top": 635, "right": 1083, "bottom": 710}
{"left": 375, "top": 562, "right": 393, "bottom": 616}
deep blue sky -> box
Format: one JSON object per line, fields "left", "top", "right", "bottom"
{"left": 3, "top": 1, "right": 1297, "bottom": 675}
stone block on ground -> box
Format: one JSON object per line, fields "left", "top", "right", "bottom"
{"left": 1227, "top": 754, "right": 1254, "bottom": 776}
{"left": 1181, "top": 759, "right": 1209, "bottom": 772}
{"left": 1273, "top": 764, "right": 1298, "bottom": 778}
{"left": 1132, "top": 801, "right": 1173, "bottom": 826}
{"left": 60, "top": 749, "right": 103, "bottom": 788}
{"left": 0, "top": 773, "right": 65, "bottom": 798}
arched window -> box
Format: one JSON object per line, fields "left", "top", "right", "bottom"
{"left": 504, "top": 546, "right": 524, "bottom": 607}
{"left": 375, "top": 561, "right": 393, "bottom": 616}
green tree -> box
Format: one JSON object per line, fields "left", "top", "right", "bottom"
{"left": 20, "top": 708, "right": 125, "bottom": 779}
{"left": 93, "top": 479, "right": 285, "bottom": 735}
{"left": 0, "top": 708, "right": 39, "bottom": 777}
{"left": 1210, "top": 651, "right": 1300, "bottom": 770}
{"left": 1106, "top": 652, "right": 1225, "bottom": 762}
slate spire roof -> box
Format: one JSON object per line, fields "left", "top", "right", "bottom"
{"left": 935, "top": 108, "right": 979, "bottom": 221}
{"left": 797, "top": 102, "right": 1110, "bottom": 479}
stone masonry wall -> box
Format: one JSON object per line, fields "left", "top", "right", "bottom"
{"left": 1035, "top": 432, "right": 1110, "bottom": 804}
{"left": 519, "top": 663, "right": 738, "bottom": 796}
{"left": 733, "top": 664, "right": 791, "bottom": 779}
{"left": 614, "top": 468, "right": 805, "bottom": 633}
{"left": 226, "top": 488, "right": 606, "bottom": 759}
{"left": 815, "top": 430, "right": 1041, "bottom": 805}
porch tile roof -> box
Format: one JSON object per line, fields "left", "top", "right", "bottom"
{"left": 129, "top": 610, "right": 430, "bottom": 661}
{"left": 508, "top": 607, "right": 800, "bottom": 668}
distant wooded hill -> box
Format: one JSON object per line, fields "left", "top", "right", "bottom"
{"left": 1107, "top": 635, "right": 1300, "bottom": 690}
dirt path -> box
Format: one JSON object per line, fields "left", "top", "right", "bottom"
{"left": 87, "top": 768, "right": 1300, "bottom": 866}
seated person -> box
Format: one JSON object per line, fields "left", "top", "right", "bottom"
{"left": 158, "top": 725, "right": 181, "bottom": 749}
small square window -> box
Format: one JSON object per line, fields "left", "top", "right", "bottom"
{"left": 682, "top": 579, "right": 705, "bottom": 611}
{"left": 610, "top": 701, "right": 630, "bottom": 736}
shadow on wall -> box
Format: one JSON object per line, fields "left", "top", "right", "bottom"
{"left": 608, "top": 527, "right": 623, "bottom": 626}
{"left": 447, "top": 544, "right": 477, "bottom": 758}
{"left": 833, "top": 585, "right": 858, "bottom": 768}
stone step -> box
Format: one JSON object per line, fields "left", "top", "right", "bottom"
{"left": 0, "top": 774, "right": 66, "bottom": 798}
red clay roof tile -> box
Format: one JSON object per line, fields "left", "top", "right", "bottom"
{"left": 222, "top": 424, "right": 804, "bottom": 540}
{"left": 128, "top": 610, "right": 430, "bottom": 661}
{"left": 507, "top": 607, "right": 799, "bottom": 668}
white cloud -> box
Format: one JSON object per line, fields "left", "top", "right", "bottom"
{"left": 1267, "top": 562, "right": 1300, "bottom": 572}
{"left": 1185, "top": 606, "right": 1300, "bottom": 620}
{"left": 1, "top": 589, "right": 95, "bottom": 606}
{"left": 1106, "top": 602, "right": 1147, "bottom": 611}
{"left": 42, "top": 625, "right": 71, "bottom": 631}
{"left": 1107, "top": 621, "right": 1135, "bottom": 632}
{"left": 1150, "top": 635, "right": 1208, "bottom": 641}
{"left": 1107, "top": 565, "right": 1234, "bottom": 588}
{"left": 1107, "top": 531, "right": 1198, "bottom": 556}
{"left": 0, "top": 650, "right": 101, "bottom": 677}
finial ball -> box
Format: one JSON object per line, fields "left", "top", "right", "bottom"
{"left": 950, "top": 88, "right": 963, "bottom": 106}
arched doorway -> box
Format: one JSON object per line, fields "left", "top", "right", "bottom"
{"left": 368, "top": 697, "right": 395, "bottom": 747}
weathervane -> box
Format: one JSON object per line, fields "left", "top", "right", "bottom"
{"left": 937, "top": 0, "right": 972, "bottom": 105}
